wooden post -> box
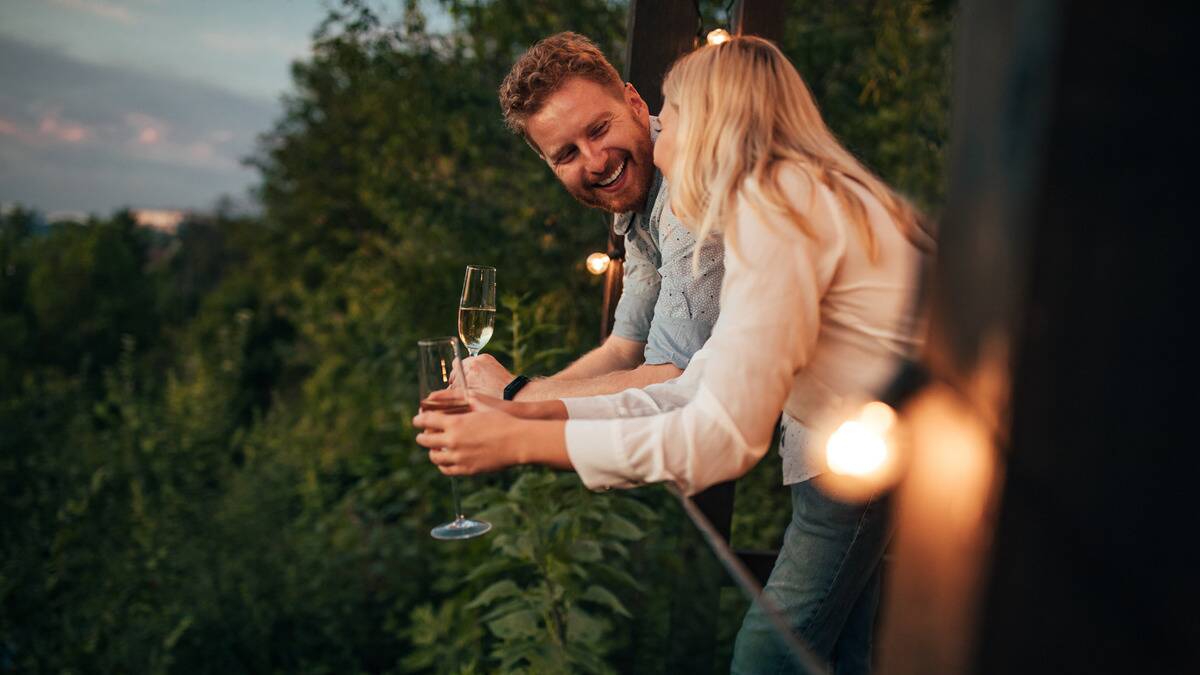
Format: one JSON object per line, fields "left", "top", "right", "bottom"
{"left": 731, "top": 0, "right": 788, "bottom": 43}
{"left": 879, "top": 1, "right": 1199, "bottom": 674}
{"left": 600, "top": 0, "right": 699, "bottom": 344}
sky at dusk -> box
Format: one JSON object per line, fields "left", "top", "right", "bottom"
{"left": 0, "top": 0, "right": 437, "bottom": 217}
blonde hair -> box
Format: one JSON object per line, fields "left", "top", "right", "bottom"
{"left": 662, "top": 36, "right": 931, "bottom": 269}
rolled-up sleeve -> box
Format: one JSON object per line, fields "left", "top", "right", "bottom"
{"left": 610, "top": 217, "right": 661, "bottom": 343}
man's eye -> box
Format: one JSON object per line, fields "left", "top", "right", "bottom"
{"left": 556, "top": 149, "right": 576, "bottom": 164}
{"left": 590, "top": 123, "right": 609, "bottom": 139}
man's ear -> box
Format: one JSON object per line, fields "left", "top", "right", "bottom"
{"left": 523, "top": 134, "right": 546, "bottom": 161}
{"left": 624, "top": 82, "right": 651, "bottom": 125}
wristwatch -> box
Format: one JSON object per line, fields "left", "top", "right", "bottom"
{"left": 503, "top": 375, "right": 531, "bottom": 401}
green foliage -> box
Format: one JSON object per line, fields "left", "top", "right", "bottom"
{"left": 1, "top": 0, "right": 953, "bottom": 672}
{"left": 406, "top": 471, "right": 654, "bottom": 674}
{"left": 783, "top": 0, "right": 954, "bottom": 212}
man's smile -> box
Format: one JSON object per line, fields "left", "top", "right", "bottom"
{"left": 594, "top": 157, "right": 628, "bottom": 191}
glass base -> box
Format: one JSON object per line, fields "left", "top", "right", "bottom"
{"left": 431, "top": 517, "right": 492, "bottom": 540}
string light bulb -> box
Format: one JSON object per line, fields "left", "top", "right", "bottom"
{"left": 826, "top": 402, "right": 897, "bottom": 477}
{"left": 817, "top": 400, "right": 905, "bottom": 502}
{"left": 586, "top": 252, "right": 611, "bottom": 275}
{"left": 816, "top": 361, "right": 930, "bottom": 501}
{"left": 706, "top": 28, "right": 732, "bottom": 45}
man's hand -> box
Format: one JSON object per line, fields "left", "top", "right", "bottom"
{"left": 460, "top": 354, "right": 516, "bottom": 398}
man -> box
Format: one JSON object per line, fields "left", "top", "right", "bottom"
{"left": 463, "top": 32, "right": 724, "bottom": 401}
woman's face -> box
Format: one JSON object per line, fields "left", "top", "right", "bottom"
{"left": 653, "top": 99, "right": 678, "bottom": 182}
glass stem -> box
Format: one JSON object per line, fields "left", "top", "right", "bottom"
{"left": 452, "top": 347, "right": 477, "bottom": 522}
{"left": 450, "top": 475, "right": 463, "bottom": 520}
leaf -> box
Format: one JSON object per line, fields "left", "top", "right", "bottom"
{"left": 462, "top": 486, "right": 507, "bottom": 509}
{"left": 604, "top": 540, "right": 629, "bottom": 560}
{"left": 470, "top": 503, "right": 516, "bottom": 527}
{"left": 566, "top": 643, "right": 617, "bottom": 675}
{"left": 614, "top": 494, "right": 661, "bottom": 523}
{"left": 568, "top": 539, "right": 602, "bottom": 563}
{"left": 481, "top": 598, "right": 528, "bottom": 623}
{"left": 487, "top": 609, "right": 541, "bottom": 640}
{"left": 591, "top": 562, "right": 643, "bottom": 591}
{"left": 566, "top": 604, "right": 611, "bottom": 644}
{"left": 465, "top": 557, "right": 518, "bottom": 582}
{"left": 600, "top": 513, "right": 645, "bottom": 541}
{"left": 580, "top": 585, "right": 632, "bottom": 618}
{"left": 466, "top": 579, "right": 521, "bottom": 609}
{"left": 162, "top": 614, "right": 193, "bottom": 650}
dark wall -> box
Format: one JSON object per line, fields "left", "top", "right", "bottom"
{"left": 974, "top": 2, "right": 1199, "bottom": 672}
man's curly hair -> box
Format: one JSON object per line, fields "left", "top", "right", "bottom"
{"left": 499, "top": 32, "right": 624, "bottom": 143}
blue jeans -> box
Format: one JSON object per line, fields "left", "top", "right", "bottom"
{"left": 731, "top": 480, "right": 893, "bottom": 675}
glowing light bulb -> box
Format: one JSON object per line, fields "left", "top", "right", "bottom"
{"left": 586, "top": 252, "right": 611, "bottom": 275}
{"left": 706, "top": 28, "right": 732, "bottom": 45}
{"left": 826, "top": 402, "right": 897, "bottom": 477}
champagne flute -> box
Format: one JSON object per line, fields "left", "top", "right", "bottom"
{"left": 459, "top": 265, "right": 496, "bottom": 358}
{"left": 418, "top": 337, "right": 492, "bottom": 540}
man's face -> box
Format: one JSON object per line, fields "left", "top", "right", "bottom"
{"left": 525, "top": 78, "right": 654, "bottom": 214}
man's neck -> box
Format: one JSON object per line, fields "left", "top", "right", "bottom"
{"left": 625, "top": 115, "right": 661, "bottom": 218}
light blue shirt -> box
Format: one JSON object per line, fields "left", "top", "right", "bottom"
{"left": 609, "top": 119, "right": 724, "bottom": 369}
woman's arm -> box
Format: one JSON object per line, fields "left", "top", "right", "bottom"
{"left": 415, "top": 410, "right": 572, "bottom": 474}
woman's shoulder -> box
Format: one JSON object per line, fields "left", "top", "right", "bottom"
{"left": 742, "top": 159, "right": 821, "bottom": 201}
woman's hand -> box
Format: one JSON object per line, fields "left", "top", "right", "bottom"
{"left": 414, "top": 398, "right": 527, "bottom": 476}
{"left": 414, "top": 396, "right": 573, "bottom": 475}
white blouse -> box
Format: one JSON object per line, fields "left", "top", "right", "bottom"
{"left": 562, "top": 164, "right": 925, "bottom": 496}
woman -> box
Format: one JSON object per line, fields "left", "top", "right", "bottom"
{"left": 415, "top": 37, "right": 929, "bottom": 673}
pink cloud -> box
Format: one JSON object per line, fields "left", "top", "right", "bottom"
{"left": 49, "top": 0, "right": 137, "bottom": 24}
{"left": 125, "top": 112, "right": 168, "bottom": 145}
{"left": 38, "top": 113, "right": 91, "bottom": 143}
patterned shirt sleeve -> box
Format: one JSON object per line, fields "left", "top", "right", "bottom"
{"left": 610, "top": 211, "right": 661, "bottom": 344}
{"left": 641, "top": 184, "right": 725, "bottom": 369}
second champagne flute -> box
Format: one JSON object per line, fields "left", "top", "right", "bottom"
{"left": 418, "top": 337, "right": 491, "bottom": 540}
{"left": 459, "top": 265, "right": 496, "bottom": 358}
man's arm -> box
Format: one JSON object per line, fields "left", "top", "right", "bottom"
{"left": 516, "top": 361, "right": 682, "bottom": 401}
{"left": 549, "top": 334, "right": 645, "bottom": 380}
{"left": 459, "top": 335, "right": 682, "bottom": 400}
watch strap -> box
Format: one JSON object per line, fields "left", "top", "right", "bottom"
{"left": 503, "top": 375, "right": 532, "bottom": 401}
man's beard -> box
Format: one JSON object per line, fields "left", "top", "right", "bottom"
{"left": 565, "top": 132, "right": 655, "bottom": 215}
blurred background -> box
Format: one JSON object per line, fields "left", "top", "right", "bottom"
{"left": 0, "top": 1, "right": 953, "bottom": 672}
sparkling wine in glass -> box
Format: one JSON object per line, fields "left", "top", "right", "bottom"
{"left": 459, "top": 265, "right": 496, "bottom": 358}
{"left": 418, "top": 337, "right": 491, "bottom": 540}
